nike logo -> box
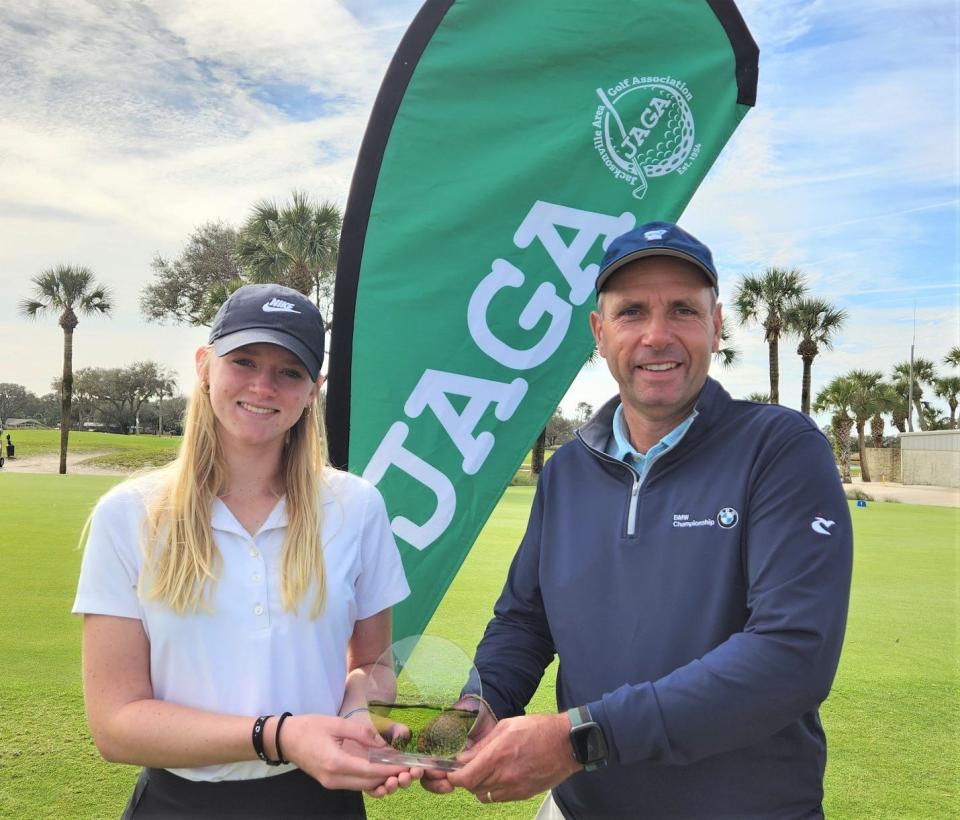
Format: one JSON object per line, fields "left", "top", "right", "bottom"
{"left": 262, "top": 298, "right": 301, "bottom": 314}
{"left": 811, "top": 517, "right": 836, "bottom": 536}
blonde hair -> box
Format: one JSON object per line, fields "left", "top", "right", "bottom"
{"left": 141, "top": 350, "right": 330, "bottom": 617}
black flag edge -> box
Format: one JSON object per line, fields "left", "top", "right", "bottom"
{"left": 326, "top": 0, "right": 457, "bottom": 469}
{"left": 706, "top": 0, "right": 759, "bottom": 106}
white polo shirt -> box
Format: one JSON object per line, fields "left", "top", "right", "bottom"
{"left": 73, "top": 468, "right": 410, "bottom": 782}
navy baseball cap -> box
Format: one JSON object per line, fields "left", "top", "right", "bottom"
{"left": 595, "top": 221, "right": 719, "bottom": 294}
{"left": 208, "top": 284, "right": 325, "bottom": 381}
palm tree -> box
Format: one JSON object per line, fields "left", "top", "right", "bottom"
{"left": 892, "top": 358, "right": 936, "bottom": 431}
{"left": 933, "top": 376, "right": 960, "bottom": 428}
{"left": 732, "top": 267, "right": 807, "bottom": 404}
{"left": 869, "top": 382, "right": 899, "bottom": 449}
{"left": 814, "top": 376, "right": 856, "bottom": 483}
{"left": 20, "top": 265, "right": 112, "bottom": 473}
{"left": 844, "top": 370, "right": 887, "bottom": 482}
{"left": 945, "top": 346, "right": 960, "bottom": 369}
{"left": 920, "top": 401, "right": 949, "bottom": 430}
{"left": 784, "top": 297, "right": 846, "bottom": 415}
{"left": 888, "top": 380, "right": 910, "bottom": 433}
{"left": 714, "top": 316, "right": 739, "bottom": 368}
{"left": 236, "top": 190, "right": 342, "bottom": 324}
{"left": 745, "top": 392, "right": 769, "bottom": 403}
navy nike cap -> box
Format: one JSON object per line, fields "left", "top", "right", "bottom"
{"left": 208, "top": 284, "right": 325, "bottom": 381}
{"left": 596, "top": 221, "right": 719, "bottom": 294}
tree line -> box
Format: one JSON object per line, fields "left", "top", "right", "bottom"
{"left": 19, "top": 192, "right": 958, "bottom": 478}
{"left": 533, "top": 272, "right": 958, "bottom": 474}
{"left": 813, "top": 350, "right": 960, "bottom": 484}
{"left": 19, "top": 190, "right": 340, "bottom": 473}
{"left": 0, "top": 362, "right": 184, "bottom": 435}
{"left": 139, "top": 190, "right": 340, "bottom": 329}
{"left": 732, "top": 268, "right": 960, "bottom": 425}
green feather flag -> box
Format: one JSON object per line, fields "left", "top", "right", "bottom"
{"left": 327, "top": 0, "right": 758, "bottom": 639}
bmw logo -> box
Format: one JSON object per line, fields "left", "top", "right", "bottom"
{"left": 717, "top": 507, "right": 739, "bottom": 529}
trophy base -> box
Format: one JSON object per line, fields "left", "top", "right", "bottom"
{"left": 368, "top": 748, "right": 464, "bottom": 772}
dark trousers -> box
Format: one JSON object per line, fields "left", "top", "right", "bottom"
{"left": 122, "top": 767, "right": 365, "bottom": 819}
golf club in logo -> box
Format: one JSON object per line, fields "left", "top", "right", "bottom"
{"left": 717, "top": 507, "right": 739, "bottom": 529}
{"left": 593, "top": 76, "right": 701, "bottom": 199}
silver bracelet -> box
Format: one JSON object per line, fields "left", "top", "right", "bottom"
{"left": 341, "top": 706, "right": 370, "bottom": 720}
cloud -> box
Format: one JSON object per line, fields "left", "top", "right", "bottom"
{"left": 1, "top": 0, "right": 956, "bottom": 424}
{"left": 151, "top": 1, "right": 387, "bottom": 102}
{"left": 1, "top": 1, "right": 404, "bottom": 396}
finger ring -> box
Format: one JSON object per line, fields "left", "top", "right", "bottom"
{"left": 486, "top": 791, "right": 493, "bottom": 803}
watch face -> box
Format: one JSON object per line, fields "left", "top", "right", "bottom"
{"left": 571, "top": 721, "right": 607, "bottom": 765}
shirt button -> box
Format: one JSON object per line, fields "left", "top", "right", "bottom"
{"left": 252, "top": 573, "right": 261, "bottom": 582}
{"left": 254, "top": 604, "right": 264, "bottom": 616}
{"left": 249, "top": 547, "right": 259, "bottom": 558}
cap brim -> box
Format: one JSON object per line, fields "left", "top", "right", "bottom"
{"left": 596, "top": 248, "right": 718, "bottom": 293}
{"left": 212, "top": 329, "right": 322, "bottom": 381}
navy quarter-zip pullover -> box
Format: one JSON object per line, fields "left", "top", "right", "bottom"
{"left": 474, "top": 378, "right": 853, "bottom": 819}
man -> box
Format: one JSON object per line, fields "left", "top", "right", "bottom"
{"left": 424, "top": 222, "right": 853, "bottom": 818}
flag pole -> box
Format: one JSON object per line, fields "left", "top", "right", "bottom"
{"left": 907, "top": 301, "right": 916, "bottom": 432}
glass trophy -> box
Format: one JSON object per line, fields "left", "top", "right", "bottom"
{"left": 365, "top": 635, "right": 481, "bottom": 771}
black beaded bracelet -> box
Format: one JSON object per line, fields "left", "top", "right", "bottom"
{"left": 252, "top": 715, "right": 283, "bottom": 766}
{"left": 275, "top": 712, "right": 292, "bottom": 765}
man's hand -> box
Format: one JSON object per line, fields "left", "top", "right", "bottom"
{"left": 446, "top": 713, "right": 581, "bottom": 803}
{"left": 420, "top": 695, "right": 497, "bottom": 796}
{"left": 462, "top": 694, "right": 498, "bottom": 750}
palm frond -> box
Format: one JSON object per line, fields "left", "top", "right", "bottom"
{"left": 19, "top": 264, "right": 112, "bottom": 320}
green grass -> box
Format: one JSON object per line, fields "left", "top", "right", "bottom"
{"left": 5, "top": 428, "right": 180, "bottom": 470}
{"left": 0, "top": 474, "right": 130, "bottom": 818}
{"left": 820, "top": 502, "right": 959, "bottom": 818}
{"left": 0, "top": 474, "right": 956, "bottom": 818}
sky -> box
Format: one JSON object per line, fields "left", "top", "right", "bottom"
{"left": 1, "top": 0, "right": 957, "bottom": 429}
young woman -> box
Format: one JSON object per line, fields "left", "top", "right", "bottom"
{"left": 73, "top": 284, "right": 418, "bottom": 818}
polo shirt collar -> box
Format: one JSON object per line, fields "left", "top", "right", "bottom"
{"left": 608, "top": 403, "right": 697, "bottom": 476}
{"left": 211, "top": 496, "right": 288, "bottom": 536}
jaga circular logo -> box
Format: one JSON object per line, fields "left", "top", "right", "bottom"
{"left": 717, "top": 507, "right": 739, "bottom": 529}
{"left": 593, "top": 75, "right": 701, "bottom": 200}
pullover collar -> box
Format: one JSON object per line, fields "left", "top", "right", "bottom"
{"left": 578, "top": 377, "right": 731, "bottom": 463}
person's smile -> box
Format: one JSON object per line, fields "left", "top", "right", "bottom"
{"left": 237, "top": 400, "right": 280, "bottom": 417}
{"left": 635, "top": 359, "right": 683, "bottom": 374}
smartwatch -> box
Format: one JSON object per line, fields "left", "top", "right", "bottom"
{"left": 567, "top": 705, "right": 608, "bottom": 771}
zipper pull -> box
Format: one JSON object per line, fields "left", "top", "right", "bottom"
{"left": 627, "top": 475, "right": 641, "bottom": 536}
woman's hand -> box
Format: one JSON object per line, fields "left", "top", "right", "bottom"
{"left": 281, "top": 714, "right": 421, "bottom": 797}
{"left": 342, "top": 709, "right": 420, "bottom": 797}
{"left": 362, "top": 707, "right": 412, "bottom": 751}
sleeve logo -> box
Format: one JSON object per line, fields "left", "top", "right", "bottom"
{"left": 811, "top": 517, "right": 836, "bottom": 535}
